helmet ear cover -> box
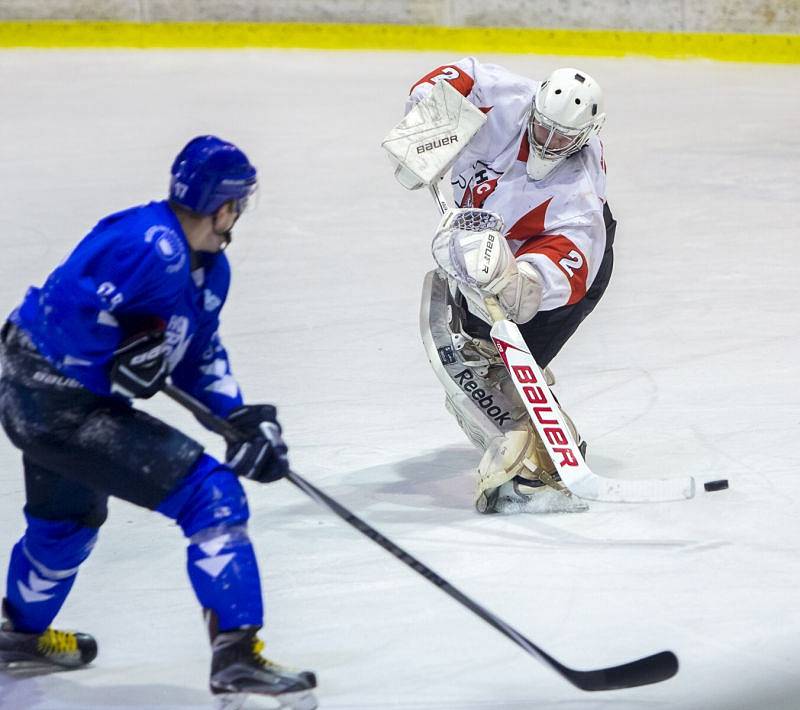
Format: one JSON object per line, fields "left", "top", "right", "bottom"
{"left": 169, "top": 135, "right": 257, "bottom": 216}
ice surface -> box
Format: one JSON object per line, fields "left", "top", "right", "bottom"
{"left": 0, "top": 49, "right": 798, "bottom": 709}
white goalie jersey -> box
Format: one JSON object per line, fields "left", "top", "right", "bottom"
{"left": 408, "top": 57, "right": 609, "bottom": 312}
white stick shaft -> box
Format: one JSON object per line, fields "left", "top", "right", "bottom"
{"left": 430, "top": 182, "right": 449, "bottom": 216}
{"left": 489, "top": 317, "right": 695, "bottom": 503}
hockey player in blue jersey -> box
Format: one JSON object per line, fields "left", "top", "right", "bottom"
{"left": 0, "top": 136, "right": 317, "bottom": 709}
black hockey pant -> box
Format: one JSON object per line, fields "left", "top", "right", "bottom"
{"left": 0, "top": 323, "right": 204, "bottom": 529}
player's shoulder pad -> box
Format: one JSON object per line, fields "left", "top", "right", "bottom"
{"left": 83, "top": 203, "right": 186, "bottom": 276}
{"left": 576, "top": 137, "right": 607, "bottom": 203}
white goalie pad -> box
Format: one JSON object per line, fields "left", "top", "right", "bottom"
{"left": 420, "top": 269, "right": 529, "bottom": 452}
{"left": 382, "top": 80, "right": 488, "bottom": 188}
{"left": 420, "top": 270, "right": 585, "bottom": 513}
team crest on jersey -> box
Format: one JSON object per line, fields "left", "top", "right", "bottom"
{"left": 164, "top": 315, "right": 191, "bottom": 371}
{"left": 145, "top": 225, "right": 186, "bottom": 273}
{"left": 456, "top": 162, "right": 502, "bottom": 209}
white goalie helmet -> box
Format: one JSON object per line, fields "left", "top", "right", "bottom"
{"left": 526, "top": 67, "right": 606, "bottom": 181}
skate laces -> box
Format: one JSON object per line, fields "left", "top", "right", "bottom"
{"left": 37, "top": 628, "right": 78, "bottom": 656}
{"left": 251, "top": 638, "right": 283, "bottom": 671}
{"left": 251, "top": 637, "right": 269, "bottom": 667}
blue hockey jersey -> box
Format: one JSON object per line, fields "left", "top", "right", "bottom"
{"left": 10, "top": 200, "right": 243, "bottom": 416}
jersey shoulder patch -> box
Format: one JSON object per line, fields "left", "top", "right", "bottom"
{"left": 410, "top": 64, "right": 475, "bottom": 97}
{"left": 144, "top": 224, "right": 187, "bottom": 273}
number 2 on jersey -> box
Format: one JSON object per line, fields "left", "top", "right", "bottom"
{"left": 559, "top": 250, "right": 584, "bottom": 277}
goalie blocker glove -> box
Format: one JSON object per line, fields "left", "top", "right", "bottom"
{"left": 110, "top": 327, "right": 168, "bottom": 399}
{"left": 225, "top": 405, "right": 290, "bottom": 483}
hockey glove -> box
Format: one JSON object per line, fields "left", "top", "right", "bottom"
{"left": 225, "top": 404, "right": 289, "bottom": 483}
{"left": 110, "top": 328, "right": 168, "bottom": 399}
{"left": 435, "top": 209, "right": 543, "bottom": 324}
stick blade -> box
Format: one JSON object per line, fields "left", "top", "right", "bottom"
{"left": 489, "top": 320, "right": 696, "bottom": 504}
{"left": 572, "top": 475, "right": 696, "bottom": 503}
{"left": 565, "top": 650, "right": 679, "bottom": 691}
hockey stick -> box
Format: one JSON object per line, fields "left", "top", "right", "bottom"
{"left": 428, "top": 182, "right": 695, "bottom": 503}
{"left": 162, "top": 382, "right": 678, "bottom": 691}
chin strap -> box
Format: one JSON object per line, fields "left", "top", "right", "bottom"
{"left": 211, "top": 201, "right": 242, "bottom": 251}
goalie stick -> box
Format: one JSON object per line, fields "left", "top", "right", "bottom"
{"left": 162, "top": 383, "right": 679, "bottom": 691}
{"left": 428, "top": 182, "right": 696, "bottom": 504}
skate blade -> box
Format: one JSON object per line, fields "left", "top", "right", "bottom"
{"left": 495, "top": 488, "right": 589, "bottom": 514}
{"left": 215, "top": 690, "right": 318, "bottom": 710}
{"left": 0, "top": 659, "right": 74, "bottom": 678}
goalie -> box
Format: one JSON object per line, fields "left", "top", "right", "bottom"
{"left": 394, "top": 58, "right": 616, "bottom": 514}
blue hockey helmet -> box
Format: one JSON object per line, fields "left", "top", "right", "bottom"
{"left": 169, "top": 135, "right": 257, "bottom": 215}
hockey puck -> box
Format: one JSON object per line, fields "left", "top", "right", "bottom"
{"left": 704, "top": 479, "right": 729, "bottom": 492}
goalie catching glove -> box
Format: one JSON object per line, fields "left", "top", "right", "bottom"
{"left": 432, "top": 208, "right": 543, "bottom": 324}
{"left": 225, "top": 404, "right": 290, "bottom": 483}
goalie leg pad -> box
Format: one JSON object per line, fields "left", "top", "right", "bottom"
{"left": 475, "top": 424, "right": 588, "bottom": 515}
{"left": 473, "top": 390, "right": 586, "bottom": 514}
{"left": 476, "top": 426, "right": 541, "bottom": 498}
{"left": 421, "top": 270, "right": 528, "bottom": 448}
{"left": 421, "top": 269, "right": 587, "bottom": 513}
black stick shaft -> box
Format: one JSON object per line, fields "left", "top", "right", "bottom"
{"left": 162, "top": 383, "right": 678, "bottom": 691}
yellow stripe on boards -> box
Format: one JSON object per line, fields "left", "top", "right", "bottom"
{"left": 0, "top": 21, "right": 797, "bottom": 64}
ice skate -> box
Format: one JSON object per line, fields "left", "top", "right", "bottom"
{"left": 0, "top": 598, "right": 97, "bottom": 675}
{"left": 474, "top": 421, "right": 589, "bottom": 515}
{"left": 478, "top": 469, "right": 589, "bottom": 514}
{"left": 208, "top": 612, "right": 317, "bottom": 710}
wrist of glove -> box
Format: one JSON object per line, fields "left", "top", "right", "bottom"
{"left": 491, "top": 261, "right": 543, "bottom": 324}
{"left": 392, "top": 161, "right": 424, "bottom": 190}
{"left": 225, "top": 404, "right": 289, "bottom": 483}
{"left": 110, "top": 328, "right": 168, "bottom": 399}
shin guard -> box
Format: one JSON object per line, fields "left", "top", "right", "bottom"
{"left": 5, "top": 516, "right": 98, "bottom": 633}
{"left": 158, "top": 455, "right": 264, "bottom": 631}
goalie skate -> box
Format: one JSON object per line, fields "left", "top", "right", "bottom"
{"left": 479, "top": 471, "right": 589, "bottom": 514}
